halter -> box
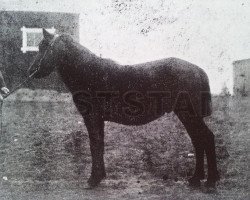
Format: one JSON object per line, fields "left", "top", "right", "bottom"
{"left": 31, "top": 34, "right": 60, "bottom": 76}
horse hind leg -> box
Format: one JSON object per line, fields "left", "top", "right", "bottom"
{"left": 175, "top": 112, "right": 220, "bottom": 188}
{"left": 202, "top": 122, "right": 220, "bottom": 187}
{"left": 190, "top": 117, "right": 220, "bottom": 187}
{"left": 175, "top": 112, "right": 205, "bottom": 187}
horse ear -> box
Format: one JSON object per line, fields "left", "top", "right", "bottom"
{"left": 42, "top": 28, "right": 54, "bottom": 40}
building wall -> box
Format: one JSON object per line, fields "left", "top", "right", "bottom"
{"left": 0, "top": 11, "right": 79, "bottom": 91}
{"left": 233, "top": 59, "right": 250, "bottom": 96}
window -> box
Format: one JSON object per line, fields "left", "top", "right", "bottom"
{"left": 21, "top": 26, "right": 56, "bottom": 53}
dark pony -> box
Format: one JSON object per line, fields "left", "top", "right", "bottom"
{"left": 28, "top": 29, "right": 219, "bottom": 188}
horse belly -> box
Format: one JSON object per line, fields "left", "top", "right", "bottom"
{"left": 103, "top": 97, "right": 172, "bottom": 126}
{"left": 105, "top": 112, "right": 166, "bottom": 126}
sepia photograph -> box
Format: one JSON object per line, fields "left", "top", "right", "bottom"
{"left": 0, "top": 0, "right": 249, "bottom": 199}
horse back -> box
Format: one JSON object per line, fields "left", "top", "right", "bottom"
{"left": 96, "top": 57, "right": 212, "bottom": 118}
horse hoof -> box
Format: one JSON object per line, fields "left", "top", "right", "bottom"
{"left": 205, "top": 173, "right": 220, "bottom": 188}
{"left": 188, "top": 177, "right": 201, "bottom": 187}
{"left": 204, "top": 180, "right": 216, "bottom": 188}
{"left": 87, "top": 178, "right": 101, "bottom": 188}
{"left": 87, "top": 173, "right": 106, "bottom": 188}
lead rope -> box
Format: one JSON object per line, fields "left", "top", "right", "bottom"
{"left": 3, "top": 69, "right": 38, "bottom": 100}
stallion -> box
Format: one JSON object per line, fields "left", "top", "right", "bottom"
{"left": 28, "top": 29, "right": 220, "bottom": 188}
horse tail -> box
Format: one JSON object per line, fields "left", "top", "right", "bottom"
{"left": 200, "top": 69, "right": 212, "bottom": 117}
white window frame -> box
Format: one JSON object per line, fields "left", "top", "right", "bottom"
{"left": 21, "top": 26, "right": 56, "bottom": 53}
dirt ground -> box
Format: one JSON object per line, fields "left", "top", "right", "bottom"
{"left": 0, "top": 91, "right": 248, "bottom": 200}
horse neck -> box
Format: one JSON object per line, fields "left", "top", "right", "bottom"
{"left": 57, "top": 38, "right": 101, "bottom": 92}
{"left": 65, "top": 38, "right": 98, "bottom": 68}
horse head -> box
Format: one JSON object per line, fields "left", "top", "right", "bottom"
{"left": 28, "top": 28, "right": 66, "bottom": 78}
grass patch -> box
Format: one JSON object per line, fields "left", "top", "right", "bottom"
{"left": 0, "top": 93, "right": 248, "bottom": 199}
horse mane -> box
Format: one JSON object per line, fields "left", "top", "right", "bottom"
{"left": 59, "top": 34, "right": 119, "bottom": 69}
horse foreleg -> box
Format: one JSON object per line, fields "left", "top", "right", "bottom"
{"left": 84, "top": 115, "right": 106, "bottom": 187}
